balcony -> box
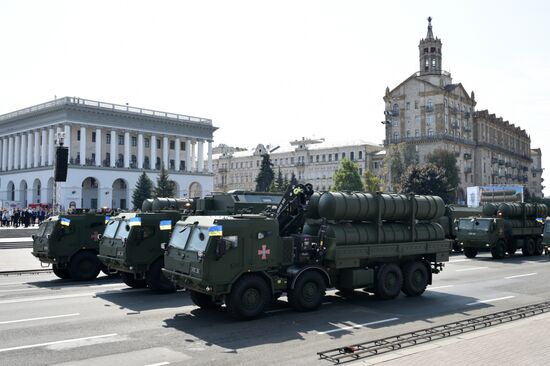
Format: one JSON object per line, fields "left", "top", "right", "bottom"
{"left": 464, "top": 112, "right": 471, "bottom": 119}
{"left": 491, "top": 158, "right": 498, "bottom": 164}
{"left": 464, "top": 167, "right": 472, "bottom": 174}
{"left": 425, "top": 105, "right": 434, "bottom": 113}
{"left": 532, "top": 168, "right": 544, "bottom": 173}
{"left": 505, "top": 162, "right": 511, "bottom": 167}
{"left": 451, "top": 123, "right": 459, "bottom": 129}
{"left": 218, "top": 167, "right": 227, "bottom": 173}
{"left": 390, "top": 110, "right": 400, "bottom": 117}
{"left": 294, "top": 162, "right": 306, "bottom": 167}
{"left": 498, "top": 159, "right": 505, "bottom": 165}
{"left": 463, "top": 153, "right": 472, "bottom": 160}
{"left": 463, "top": 125, "right": 472, "bottom": 132}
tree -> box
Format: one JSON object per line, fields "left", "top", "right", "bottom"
{"left": 382, "top": 143, "right": 418, "bottom": 191}
{"left": 363, "top": 170, "right": 382, "bottom": 192}
{"left": 332, "top": 158, "right": 363, "bottom": 191}
{"left": 132, "top": 172, "right": 154, "bottom": 210}
{"left": 255, "top": 154, "right": 274, "bottom": 192}
{"left": 290, "top": 172, "right": 299, "bottom": 187}
{"left": 272, "top": 168, "right": 284, "bottom": 192}
{"left": 427, "top": 149, "right": 460, "bottom": 189}
{"left": 154, "top": 166, "right": 176, "bottom": 198}
{"left": 399, "top": 163, "right": 451, "bottom": 203}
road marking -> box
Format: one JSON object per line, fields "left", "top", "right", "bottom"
{"left": 0, "top": 313, "right": 80, "bottom": 325}
{"left": 0, "top": 333, "right": 118, "bottom": 353}
{"left": 505, "top": 273, "right": 537, "bottom": 279}
{"left": 428, "top": 285, "right": 454, "bottom": 290}
{"left": 449, "top": 259, "right": 471, "bottom": 263}
{"left": 0, "top": 288, "right": 147, "bottom": 304}
{"left": 145, "top": 363, "right": 170, "bottom": 366}
{"left": 0, "top": 283, "right": 125, "bottom": 293}
{"left": 0, "top": 237, "right": 33, "bottom": 243}
{"left": 318, "top": 317, "right": 399, "bottom": 335}
{"left": 456, "top": 267, "right": 488, "bottom": 272}
{"left": 265, "top": 301, "right": 334, "bottom": 314}
{"left": 466, "top": 296, "right": 515, "bottom": 306}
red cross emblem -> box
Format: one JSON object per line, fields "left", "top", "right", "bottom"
{"left": 91, "top": 232, "right": 100, "bottom": 241}
{"left": 257, "top": 244, "right": 271, "bottom": 260}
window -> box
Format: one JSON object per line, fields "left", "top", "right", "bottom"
{"left": 92, "top": 132, "right": 96, "bottom": 143}
{"left": 415, "top": 129, "right": 420, "bottom": 137}
{"left": 428, "top": 129, "right": 434, "bottom": 136}
{"left": 374, "top": 162, "right": 379, "bottom": 169}
{"left": 77, "top": 130, "right": 81, "bottom": 141}
{"left": 393, "top": 132, "right": 399, "bottom": 140}
{"left": 180, "top": 141, "right": 185, "bottom": 150}
{"left": 328, "top": 154, "right": 332, "bottom": 162}
{"left": 415, "top": 115, "right": 420, "bottom": 124}
{"left": 342, "top": 152, "right": 346, "bottom": 159}
{"left": 291, "top": 157, "right": 294, "bottom": 164}
{"left": 406, "top": 130, "right": 411, "bottom": 137}
{"left": 316, "top": 155, "right": 319, "bottom": 162}
{"left": 334, "top": 154, "right": 338, "bottom": 161}
{"left": 144, "top": 138, "right": 150, "bottom": 148}
{"left": 427, "top": 115, "right": 433, "bottom": 125}
{"left": 118, "top": 135, "right": 124, "bottom": 145}
{"left": 350, "top": 152, "right": 354, "bottom": 161}
{"left": 106, "top": 134, "right": 111, "bottom": 144}
{"left": 256, "top": 160, "right": 259, "bottom": 167}
{"left": 414, "top": 101, "right": 418, "bottom": 109}
{"left": 131, "top": 136, "right": 137, "bottom": 147}
{"left": 157, "top": 139, "right": 161, "bottom": 148}
{"left": 322, "top": 155, "right": 325, "bottom": 162}
{"left": 170, "top": 141, "right": 175, "bottom": 150}
{"left": 359, "top": 151, "right": 363, "bottom": 160}
{"left": 406, "top": 102, "right": 410, "bottom": 110}
{"left": 432, "top": 58, "right": 436, "bottom": 68}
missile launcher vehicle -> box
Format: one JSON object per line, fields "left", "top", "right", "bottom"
{"left": 163, "top": 185, "right": 451, "bottom": 320}
{"left": 456, "top": 202, "right": 547, "bottom": 259}
{"left": 31, "top": 213, "right": 109, "bottom": 280}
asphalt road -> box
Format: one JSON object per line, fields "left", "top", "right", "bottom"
{"left": 1, "top": 252, "right": 550, "bottom": 366}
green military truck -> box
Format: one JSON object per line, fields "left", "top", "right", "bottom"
{"left": 98, "top": 192, "right": 282, "bottom": 293}
{"left": 456, "top": 202, "right": 547, "bottom": 259}
{"left": 31, "top": 213, "right": 108, "bottom": 280}
{"left": 163, "top": 185, "right": 451, "bottom": 320}
{"left": 542, "top": 218, "right": 550, "bottom": 255}
{"left": 438, "top": 205, "right": 483, "bottom": 252}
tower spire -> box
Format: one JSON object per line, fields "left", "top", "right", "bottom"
{"left": 418, "top": 16, "right": 442, "bottom": 75}
{"left": 426, "top": 16, "right": 434, "bottom": 39}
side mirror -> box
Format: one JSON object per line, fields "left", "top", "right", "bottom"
{"left": 97, "top": 234, "right": 102, "bottom": 241}
{"left": 46, "top": 234, "right": 51, "bottom": 239}
{"left": 160, "top": 242, "right": 167, "bottom": 250}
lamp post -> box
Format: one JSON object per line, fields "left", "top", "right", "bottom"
{"left": 53, "top": 131, "right": 65, "bottom": 214}
{"left": 381, "top": 117, "right": 393, "bottom": 192}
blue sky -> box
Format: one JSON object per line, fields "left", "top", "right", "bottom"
{"left": 1, "top": 0, "right": 549, "bottom": 193}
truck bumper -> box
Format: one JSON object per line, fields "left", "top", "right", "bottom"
{"left": 162, "top": 268, "right": 212, "bottom": 293}
{"left": 31, "top": 252, "right": 57, "bottom": 265}
{"left": 97, "top": 255, "right": 136, "bottom": 273}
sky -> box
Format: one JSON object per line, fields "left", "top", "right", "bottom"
{"left": 1, "top": 0, "right": 549, "bottom": 193}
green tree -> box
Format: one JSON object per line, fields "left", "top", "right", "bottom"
{"left": 332, "top": 158, "right": 363, "bottom": 191}
{"left": 399, "top": 163, "right": 451, "bottom": 203}
{"left": 290, "top": 172, "right": 298, "bottom": 186}
{"left": 255, "top": 154, "right": 274, "bottom": 192}
{"left": 273, "top": 168, "right": 284, "bottom": 192}
{"left": 154, "top": 166, "right": 176, "bottom": 198}
{"left": 427, "top": 149, "right": 460, "bottom": 188}
{"left": 132, "top": 172, "right": 154, "bottom": 210}
{"left": 363, "top": 170, "right": 382, "bottom": 192}
{"left": 382, "top": 143, "right": 418, "bottom": 191}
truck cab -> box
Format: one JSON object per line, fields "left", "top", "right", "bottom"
{"left": 543, "top": 218, "right": 550, "bottom": 254}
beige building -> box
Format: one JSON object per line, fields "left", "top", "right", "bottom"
{"left": 383, "top": 17, "right": 543, "bottom": 200}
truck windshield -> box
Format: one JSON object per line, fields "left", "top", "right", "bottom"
{"left": 458, "top": 219, "right": 491, "bottom": 231}
{"left": 545, "top": 221, "right": 550, "bottom": 233}
{"left": 43, "top": 222, "right": 56, "bottom": 236}
{"left": 458, "top": 219, "right": 474, "bottom": 230}
{"left": 36, "top": 222, "right": 48, "bottom": 237}
{"left": 185, "top": 226, "right": 209, "bottom": 252}
{"left": 115, "top": 221, "right": 132, "bottom": 240}
{"left": 103, "top": 220, "right": 119, "bottom": 238}
{"left": 169, "top": 224, "right": 192, "bottom": 250}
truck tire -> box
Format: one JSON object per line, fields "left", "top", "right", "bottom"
{"left": 374, "top": 263, "right": 403, "bottom": 300}
{"left": 288, "top": 271, "right": 326, "bottom": 312}
{"left": 190, "top": 290, "right": 220, "bottom": 309}
{"left": 52, "top": 264, "right": 71, "bottom": 280}
{"left": 69, "top": 251, "right": 101, "bottom": 281}
{"left": 491, "top": 240, "right": 506, "bottom": 259}
{"left": 401, "top": 261, "right": 428, "bottom": 296}
{"left": 534, "top": 238, "right": 544, "bottom": 256}
{"left": 464, "top": 247, "right": 478, "bottom": 258}
{"left": 146, "top": 259, "right": 176, "bottom": 294}
{"left": 226, "top": 275, "right": 270, "bottom": 320}
{"left": 522, "top": 238, "right": 536, "bottom": 256}
{"left": 120, "top": 272, "right": 147, "bottom": 288}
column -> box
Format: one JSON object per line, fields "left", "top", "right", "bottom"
{"left": 197, "top": 140, "right": 204, "bottom": 172}
{"left": 8, "top": 136, "right": 14, "bottom": 170}
{"left": 110, "top": 130, "right": 116, "bottom": 167}
{"left": 137, "top": 133, "right": 144, "bottom": 169}
{"left": 174, "top": 137, "right": 181, "bottom": 171}
{"left": 95, "top": 128, "right": 101, "bottom": 166}
{"left": 41, "top": 130, "right": 47, "bottom": 166}
{"left": 64, "top": 124, "right": 71, "bottom": 161}
{"left": 14, "top": 135, "right": 20, "bottom": 170}
{"left": 1, "top": 137, "right": 7, "bottom": 171}
{"left": 26, "top": 132, "right": 33, "bottom": 168}
{"left": 151, "top": 134, "right": 157, "bottom": 170}
{"left": 162, "top": 136, "right": 169, "bottom": 169}
{"left": 124, "top": 132, "right": 130, "bottom": 168}
{"left": 185, "top": 138, "right": 191, "bottom": 172}
{"left": 33, "top": 131, "right": 39, "bottom": 168}
{"left": 79, "top": 126, "right": 86, "bottom": 165}
{"left": 21, "top": 134, "right": 27, "bottom": 169}
{"left": 207, "top": 140, "right": 213, "bottom": 173}
{"left": 47, "top": 128, "right": 54, "bottom": 165}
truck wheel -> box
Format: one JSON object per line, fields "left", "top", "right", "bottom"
{"left": 146, "top": 259, "right": 176, "bottom": 294}
{"left": 507, "top": 242, "right": 517, "bottom": 256}
{"left": 401, "top": 261, "right": 428, "bottom": 296}
{"left": 374, "top": 263, "right": 403, "bottom": 300}
{"left": 288, "top": 271, "right": 326, "bottom": 312}
{"left": 120, "top": 272, "right": 147, "bottom": 288}
{"left": 452, "top": 241, "right": 462, "bottom": 253}
{"left": 69, "top": 251, "right": 101, "bottom": 281}
{"left": 190, "top": 290, "right": 220, "bottom": 309}
{"left": 491, "top": 240, "right": 506, "bottom": 259}
{"left": 464, "top": 247, "right": 478, "bottom": 258}
{"left": 52, "top": 264, "right": 71, "bottom": 279}
{"left": 534, "top": 238, "right": 544, "bottom": 256}
{"left": 226, "top": 275, "right": 270, "bottom": 320}
{"left": 522, "top": 238, "right": 536, "bottom": 256}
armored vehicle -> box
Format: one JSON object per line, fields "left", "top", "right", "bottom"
{"left": 456, "top": 202, "right": 547, "bottom": 259}
{"left": 31, "top": 213, "right": 107, "bottom": 280}
{"left": 98, "top": 192, "right": 282, "bottom": 293}
{"left": 163, "top": 185, "right": 451, "bottom": 320}
{"left": 438, "top": 205, "right": 482, "bottom": 252}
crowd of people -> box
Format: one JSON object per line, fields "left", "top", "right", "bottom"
{"left": 0, "top": 207, "right": 51, "bottom": 228}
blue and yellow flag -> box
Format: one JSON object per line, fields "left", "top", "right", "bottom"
{"left": 208, "top": 225, "right": 223, "bottom": 236}
{"left": 104, "top": 216, "right": 110, "bottom": 224}
{"left": 159, "top": 220, "right": 172, "bottom": 231}
{"left": 129, "top": 217, "right": 142, "bottom": 227}
{"left": 60, "top": 217, "right": 71, "bottom": 226}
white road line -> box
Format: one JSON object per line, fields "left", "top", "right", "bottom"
{"left": 145, "top": 362, "right": 170, "bottom": 366}
{"left": 318, "top": 317, "right": 399, "bottom": 335}
{"left": 0, "top": 283, "right": 125, "bottom": 293}
{"left": 448, "top": 259, "right": 471, "bottom": 263}
{"left": 0, "top": 333, "right": 118, "bottom": 353}
{"left": 456, "top": 267, "right": 488, "bottom": 272}
{"left": 428, "top": 285, "right": 454, "bottom": 290}
{"left": 466, "top": 296, "right": 515, "bottom": 306}
{"left": 505, "top": 273, "right": 537, "bottom": 279}
{"left": 0, "top": 288, "right": 146, "bottom": 304}
{"left": 0, "top": 313, "right": 80, "bottom": 325}
{"left": 0, "top": 237, "right": 33, "bottom": 243}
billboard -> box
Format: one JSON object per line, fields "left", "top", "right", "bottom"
{"left": 467, "top": 185, "right": 524, "bottom": 208}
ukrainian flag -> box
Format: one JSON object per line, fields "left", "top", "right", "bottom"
{"left": 60, "top": 217, "right": 71, "bottom": 226}
{"left": 129, "top": 217, "right": 142, "bottom": 227}
{"left": 104, "top": 216, "right": 110, "bottom": 224}
{"left": 208, "top": 225, "right": 223, "bottom": 236}
{"left": 159, "top": 220, "right": 172, "bottom": 231}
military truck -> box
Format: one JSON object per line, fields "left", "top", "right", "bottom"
{"left": 542, "top": 218, "right": 550, "bottom": 255}
{"left": 438, "top": 205, "right": 483, "bottom": 252}
{"left": 98, "top": 192, "right": 282, "bottom": 293}
{"left": 456, "top": 202, "right": 547, "bottom": 259}
{"left": 163, "top": 185, "right": 451, "bottom": 320}
{"left": 31, "top": 213, "right": 108, "bottom": 280}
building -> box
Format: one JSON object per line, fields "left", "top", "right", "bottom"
{"left": 0, "top": 97, "right": 216, "bottom": 209}
{"left": 529, "top": 148, "right": 544, "bottom": 198}
{"left": 213, "top": 138, "right": 384, "bottom": 192}
{"left": 383, "top": 17, "right": 542, "bottom": 200}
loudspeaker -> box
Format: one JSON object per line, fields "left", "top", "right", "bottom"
{"left": 54, "top": 147, "right": 69, "bottom": 182}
